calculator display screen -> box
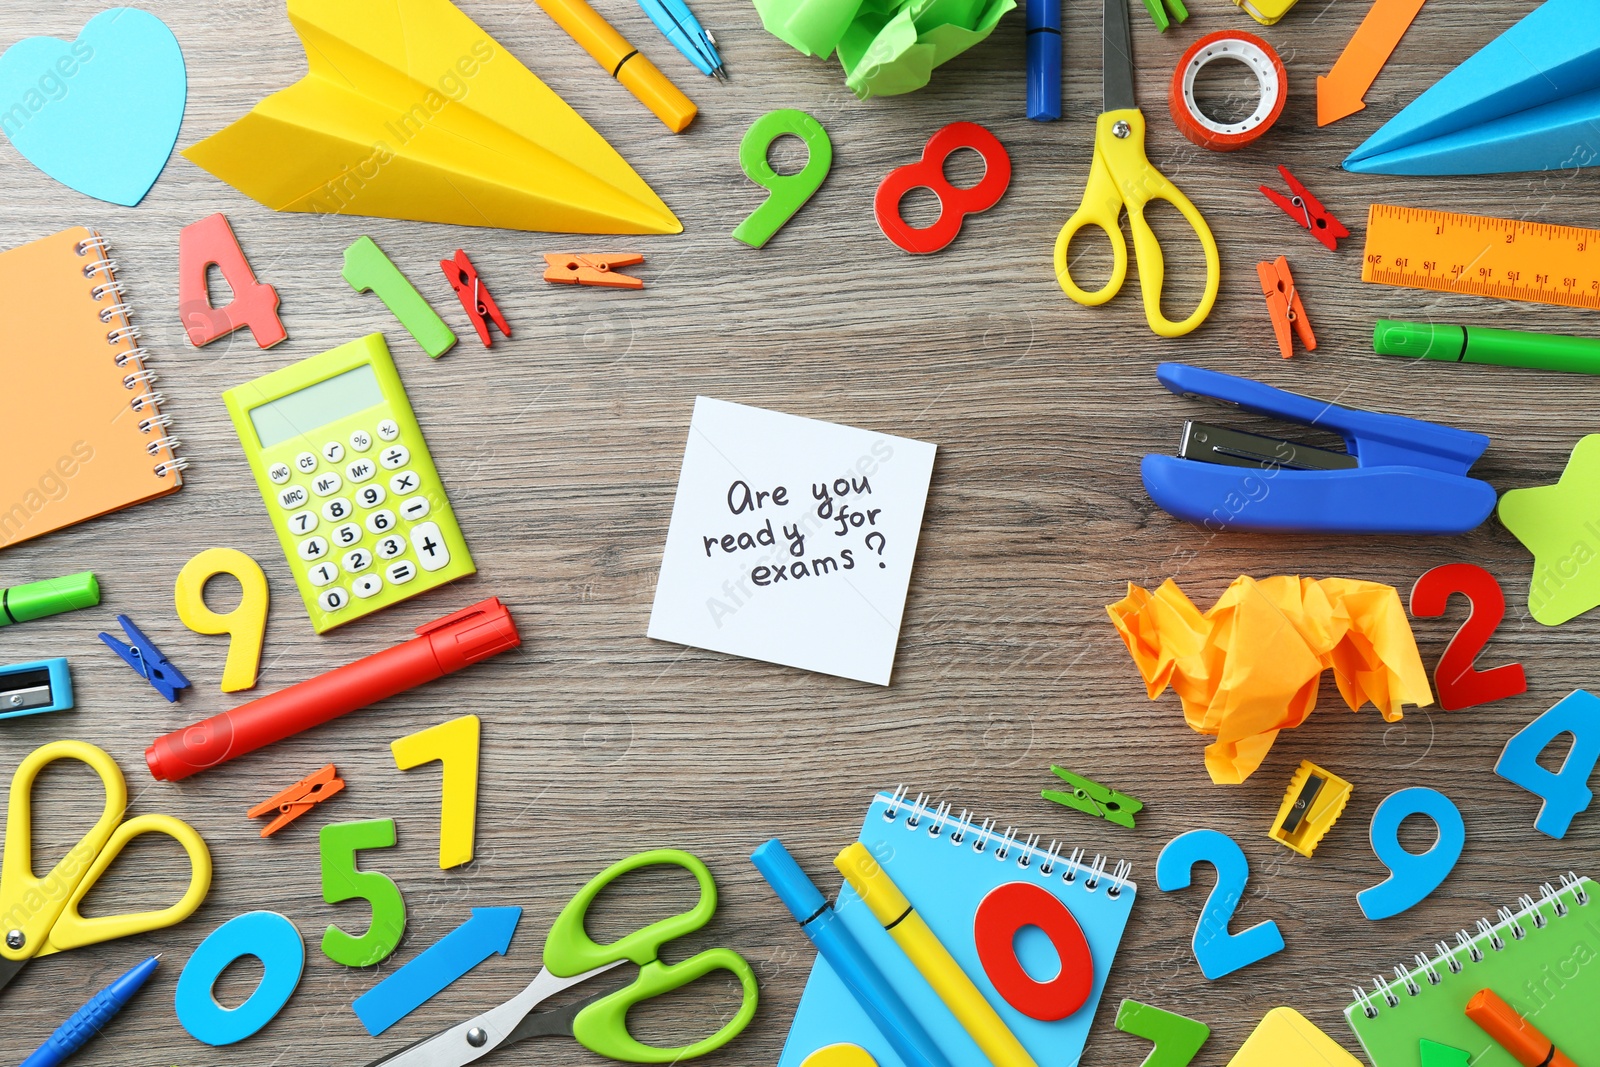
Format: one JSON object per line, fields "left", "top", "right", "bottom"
{"left": 249, "top": 365, "right": 385, "bottom": 448}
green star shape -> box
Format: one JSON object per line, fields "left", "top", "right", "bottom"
{"left": 1499, "top": 434, "right": 1600, "bottom": 625}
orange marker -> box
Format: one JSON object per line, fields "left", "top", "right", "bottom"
{"left": 533, "top": 0, "right": 697, "bottom": 132}
{"left": 1465, "top": 989, "right": 1578, "bottom": 1067}
{"left": 1317, "top": 0, "right": 1428, "bottom": 126}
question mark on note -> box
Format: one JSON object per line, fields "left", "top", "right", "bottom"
{"left": 864, "top": 532, "right": 887, "bottom": 568}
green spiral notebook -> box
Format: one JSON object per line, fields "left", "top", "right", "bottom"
{"left": 1344, "top": 874, "right": 1597, "bottom": 1067}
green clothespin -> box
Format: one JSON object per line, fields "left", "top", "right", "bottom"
{"left": 1419, "top": 1040, "right": 1470, "bottom": 1067}
{"left": 1115, "top": 999, "right": 1209, "bottom": 1067}
{"left": 1042, "top": 766, "right": 1143, "bottom": 829}
{"left": 1141, "top": 0, "right": 1189, "bottom": 31}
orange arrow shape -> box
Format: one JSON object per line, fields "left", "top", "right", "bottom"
{"left": 1317, "top": 0, "right": 1429, "bottom": 126}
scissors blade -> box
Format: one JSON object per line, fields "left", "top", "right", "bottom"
{"left": 0, "top": 957, "right": 24, "bottom": 997}
{"left": 1102, "top": 0, "right": 1136, "bottom": 112}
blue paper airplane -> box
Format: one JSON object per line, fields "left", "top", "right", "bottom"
{"left": 1344, "top": 0, "right": 1600, "bottom": 175}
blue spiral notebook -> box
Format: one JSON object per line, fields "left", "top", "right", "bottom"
{"left": 777, "top": 790, "right": 1138, "bottom": 1067}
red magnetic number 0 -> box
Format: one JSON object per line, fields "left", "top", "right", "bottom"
{"left": 1409, "top": 563, "right": 1527, "bottom": 711}
{"left": 875, "top": 122, "right": 1011, "bottom": 255}
{"left": 972, "top": 881, "right": 1093, "bottom": 1021}
{"left": 178, "top": 212, "right": 287, "bottom": 349}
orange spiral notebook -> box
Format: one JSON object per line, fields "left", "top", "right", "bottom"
{"left": 0, "top": 227, "right": 184, "bottom": 550}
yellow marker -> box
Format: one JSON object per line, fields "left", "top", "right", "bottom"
{"left": 392, "top": 714, "right": 480, "bottom": 869}
{"left": 834, "top": 843, "right": 1039, "bottom": 1067}
{"left": 533, "top": 0, "right": 697, "bottom": 133}
{"left": 802, "top": 1045, "right": 879, "bottom": 1067}
{"left": 173, "top": 548, "right": 269, "bottom": 693}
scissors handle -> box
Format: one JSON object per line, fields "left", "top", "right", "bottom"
{"left": 1053, "top": 146, "right": 1129, "bottom": 308}
{"left": 573, "top": 949, "right": 759, "bottom": 1062}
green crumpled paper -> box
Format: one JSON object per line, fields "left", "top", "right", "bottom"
{"left": 753, "top": 0, "right": 1014, "bottom": 98}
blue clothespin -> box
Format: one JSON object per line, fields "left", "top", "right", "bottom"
{"left": 98, "top": 615, "right": 189, "bottom": 702}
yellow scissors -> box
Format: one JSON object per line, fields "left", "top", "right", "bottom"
{"left": 1054, "top": 0, "right": 1220, "bottom": 338}
{"left": 0, "top": 740, "right": 211, "bottom": 995}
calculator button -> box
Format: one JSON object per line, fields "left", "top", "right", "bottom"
{"left": 352, "top": 573, "right": 383, "bottom": 599}
{"left": 377, "top": 419, "right": 400, "bottom": 441}
{"left": 295, "top": 451, "right": 319, "bottom": 474}
{"left": 366, "top": 509, "right": 397, "bottom": 534}
{"left": 268, "top": 462, "right": 292, "bottom": 485}
{"left": 375, "top": 534, "right": 407, "bottom": 560}
{"left": 331, "top": 522, "right": 362, "bottom": 547}
{"left": 385, "top": 560, "right": 417, "bottom": 585}
{"left": 345, "top": 458, "right": 377, "bottom": 483}
{"left": 297, "top": 535, "right": 330, "bottom": 561}
{"left": 311, "top": 471, "right": 343, "bottom": 497}
{"left": 399, "top": 496, "right": 431, "bottom": 521}
{"left": 356, "top": 484, "right": 387, "bottom": 509}
{"left": 322, "top": 498, "right": 353, "bottom": 522}
{"left": 287, "top": 510, "right": 319, "bottom": 536}
{"left": 322, "top": 441, "right": 345, "bottom": 463}
{"left": 341, "top": 548, "right": 373, "bottom": 574}
{"left": 379, "top": 444, "right": 410, "bottom": 470}
{"left": 349, "top": 429, "right": 372, "bottom": 452}
{"left": 318, "top": 587, "right": 349, "bottom": 612}
{"left": 307, "top": 561, "right": 339, "bottom": 587}
{"left": 388, "top": 470, "right": 420, "bottom": 495}
{"left": 277, "top": 485, "right": 308, "bottom": 509}
{"left": 410, "top": 522, "right": 450, "bottom": 571}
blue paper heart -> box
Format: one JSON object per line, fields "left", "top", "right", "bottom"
{"left": 0, "top": 8, "right": 186, "bottom": 206}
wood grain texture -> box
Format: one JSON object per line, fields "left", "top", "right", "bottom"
{"left": 0, "top": 0, "right": 1594, "bottom": 1064}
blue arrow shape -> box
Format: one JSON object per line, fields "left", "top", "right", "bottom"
{"left": 353, "top": 906, "right": 523, "bottom": 1036}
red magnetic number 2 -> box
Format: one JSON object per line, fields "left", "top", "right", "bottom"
{"left": 972, "top": 881, "right": 1093, "bottom": 1021}
{"left": 875, "top": 122, "right": 1012, "bottom": 255}
{"left": 1409, "top": 563, "right": 1527, "bottom": 711}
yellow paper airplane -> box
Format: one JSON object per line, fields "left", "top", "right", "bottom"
{"left": 183, "top": 0, "right": 681, "bottom": 235}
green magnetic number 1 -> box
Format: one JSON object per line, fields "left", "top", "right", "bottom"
{"left": 732, "top": 109, "right": 833, "bottom": 249}
{"left": 321, "top": 818, "right": 406, "bottom": 967}
{"left": 1114, "top": 999, "right": 1209, "bottom": 1067}
{"left": 342, "top": 236, "right": 457, "bottom": 358}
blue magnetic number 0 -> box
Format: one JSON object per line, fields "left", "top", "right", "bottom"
{"left": 1358, "top": 788, "right": 1465, "bottom": 920}
{"left": 1495, "top": 689, "right": 1600, "bottom": 838}
{"left": 175, "top": 911, "right": 305, "bottom": 1046}
{"left": 1155, "top": 829, "right": 1284, "bottom": 980}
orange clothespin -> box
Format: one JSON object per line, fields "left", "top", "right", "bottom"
{"left": 248, "top": 763, "right": 345, "bottom": 837}
{"left": 543, "top": 253, "right": 645, "bottom": 290}
{"left": 1260, "top": 165, "right": 1349, "bottom": 252}
{"left": 1257, "top": 256, "right": 1315, "bottom": 359}
{"left": 440, "top": 249, "right": 511, "bottom": 347}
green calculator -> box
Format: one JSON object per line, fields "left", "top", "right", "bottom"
{"left": 223, "top": 333, "right": 475, "bottom": 633}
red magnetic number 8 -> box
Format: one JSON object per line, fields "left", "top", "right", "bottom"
{"left": 973, "top": 881, "right": 1093, "bottom": 1021}
{"left": 875, "top": 122, "right": 1012, "bottom": 255}
{"left": 1409, "top": 563, "right": 1527, "bottom": 711}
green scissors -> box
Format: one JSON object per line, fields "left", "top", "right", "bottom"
{"left": 365, "top": 849, "right": 758, "bottom": 1066}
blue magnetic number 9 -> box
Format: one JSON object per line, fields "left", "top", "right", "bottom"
{"left": 1358, "top": 788, "right": 1465, "bottom": 920}
{"left": 176, "top": 911, "right": 305, "bottom": 1046}
{"left": 1155, "top": 829, "right": 1284, "bottom": 981}
{"left": 732, "top": 109, "right": 833, "bottom": 249}
{"left": 1495, "top": 689, "right": 1600, "bottom": 838}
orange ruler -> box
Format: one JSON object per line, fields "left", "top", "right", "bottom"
{"left": 1362, "top": 204, "right": 1600, "bottom": 310}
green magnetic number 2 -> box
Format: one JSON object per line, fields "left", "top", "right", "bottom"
{"left": 732, "top": 110, "right": 833, "bottom": 249}
{"left": 321, "top": 818, "right": 406, "bottom": 967}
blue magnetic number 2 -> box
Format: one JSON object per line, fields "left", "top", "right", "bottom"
{"left": 1358, "top": 788, "right": 1465, "bottom": 921}
{"left": 1155, "top": 830, "right": 1283, "bottom": 981}
{"left": 1495, "top": 689, "right": 1600, "bottom": 838}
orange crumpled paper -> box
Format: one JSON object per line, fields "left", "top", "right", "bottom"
{"left": 1107, "top": 576, "right": 1433, "bottom": 784}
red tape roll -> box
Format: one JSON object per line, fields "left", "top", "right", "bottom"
{"left": 1168, "top": 30, "right": 1287, "bottom": 152}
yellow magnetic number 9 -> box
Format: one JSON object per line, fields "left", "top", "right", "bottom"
{"left": 174, "top": 548, "right": 269, "bottom": 692}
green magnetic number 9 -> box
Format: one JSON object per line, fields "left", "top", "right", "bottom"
{"left": 320, "top": 818, "right": 406, "bottom": 967}
{"left": 732, "top": 110, "right": 833, "bottom": 249}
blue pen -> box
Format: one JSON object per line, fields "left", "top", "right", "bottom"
{"left": 1026, "top": 0, "right": 1062, "bottom": 120}
{"left": 21, "top": 956, "right": 160, "bottom": 1067}
{"left": 751, "top": 840, "right": 955, "bottom": 1067}
{"left": 635, "top": 0, "right": 726, "bottom": 78}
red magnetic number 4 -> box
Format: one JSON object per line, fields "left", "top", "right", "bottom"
{"left": 1409, "top": 563, "right": 1527, "bottom": 711}
{"left": 178, "top": 212, "right": 287, "bottom": 349}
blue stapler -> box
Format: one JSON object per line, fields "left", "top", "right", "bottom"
{"left": 1141, "top": 363, "right": 1497, "bottom": 534}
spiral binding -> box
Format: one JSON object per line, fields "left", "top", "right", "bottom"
{"left": 1350, "top": 873, "right": 1590, "bottom": 1020}
{"left": 76, "top": 232, "right": 186, "bottom": 480}
{"left": 879, "top": 786, "right": 1136, "bottom": 899}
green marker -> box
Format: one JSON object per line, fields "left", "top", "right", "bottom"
{"left": 0, "top": 572, "right": 99, "bottom": 627}
{"left": 1375, "top": 319, "right": 1600, "bottom": 375}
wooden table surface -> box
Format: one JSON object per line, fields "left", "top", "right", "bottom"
{"left": 1, "top": 1, "right": 1594, "bottom": 1064}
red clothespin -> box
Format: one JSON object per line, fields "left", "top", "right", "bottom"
{"left": 1257, "top": 256, "right": 1315, "bottom": 360}
{"left": 248, "top": 763, "right": 345, "bottom": 837}
{"left": 543, "top": 253, "right": 645, "bottom": 290}
{"left": 440, "top": 249, "right": 510, "bottom": 347}
{"left": 1259, "top": 165, "right": 1349, "bottom": 252}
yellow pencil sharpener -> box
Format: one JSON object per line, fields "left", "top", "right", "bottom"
{"left": 1234, "top": 0, "right": 1297, "bottom": 25}
{"left": 1267, "top": 761, "right": 1351, "bottom": 857}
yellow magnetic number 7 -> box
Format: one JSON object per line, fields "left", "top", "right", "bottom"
{"left": 174, "top": 548, "right": 269, "bottom": 692}
{"left": 392, "top": 714, "right": 480, "bottom": 869}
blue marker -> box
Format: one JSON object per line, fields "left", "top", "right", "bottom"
{"left": 21, "top": 956, "right": 160, "bottom": 1067}
{"left": 1026, "top": 0, "right": 1062, "bottom": 121}
{"left": 751, "top": 839, "right": 954, "bottom": 1067}
{"left": 635, "top": 0, "right": 726, "bottom": 78}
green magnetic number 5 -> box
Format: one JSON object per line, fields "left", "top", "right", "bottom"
{"left": 320, "top": 818, "right": 406, "bottom": 967}
{"left": 732, "top": 109, "right": 833, "bottom": 249}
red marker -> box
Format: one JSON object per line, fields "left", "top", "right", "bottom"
{"left": 1465, "top": 989, "right": 1578, "bottom": 1067}
{"left": 146, "top": 598, "right": 520, "bottom": 781}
